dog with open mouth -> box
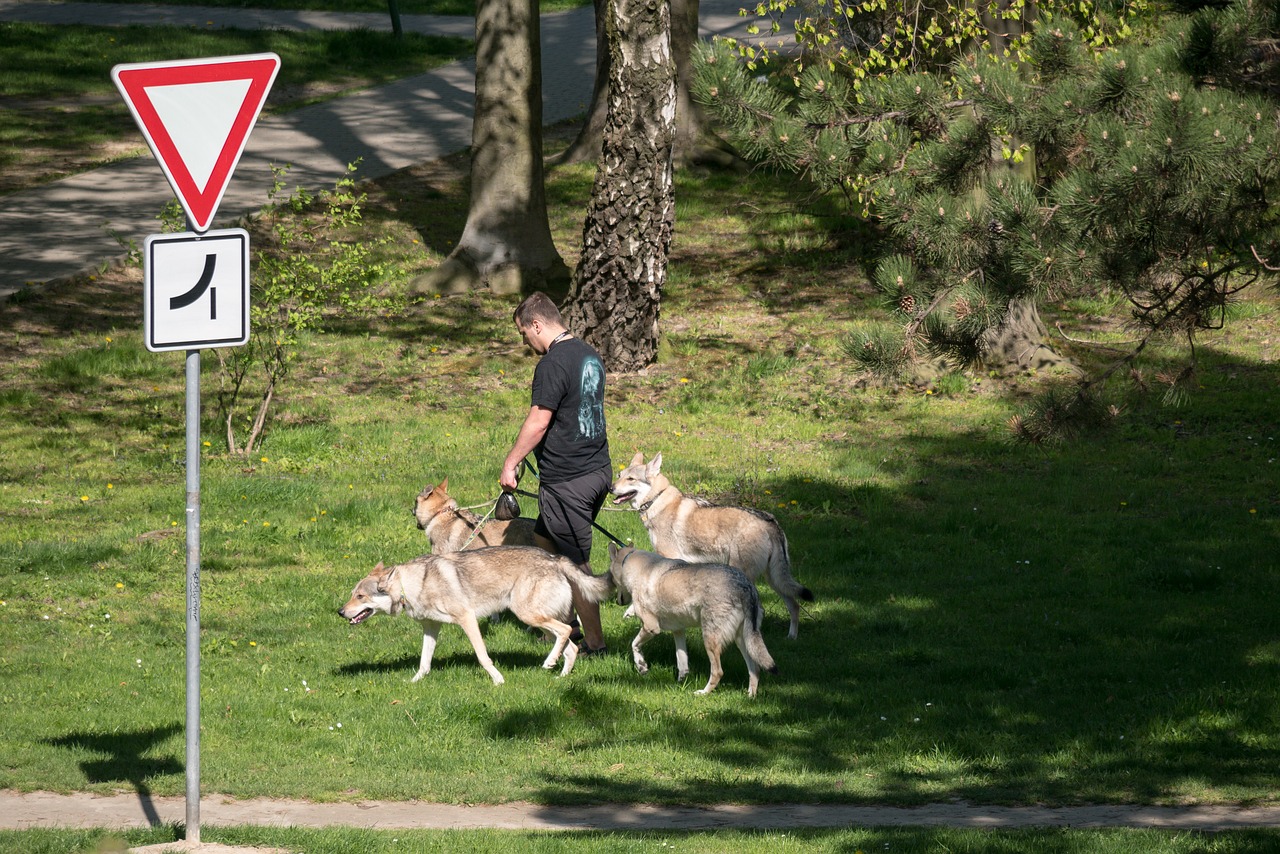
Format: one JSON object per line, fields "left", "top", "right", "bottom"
{"left": 611, "top": 452, "right": 814, "bottom": 639}
{"left": 339, "top": 545, "right": 612, "bottom": 685}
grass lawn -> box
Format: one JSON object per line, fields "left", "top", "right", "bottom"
{"left": 6, "top": 825, "right": 1280, "bottom": 853}
{"left": 0, "top": 118, "right": 1278, "bottom": 850}
{"left": 83, "top": 0, "right": 592, "bottom": 17}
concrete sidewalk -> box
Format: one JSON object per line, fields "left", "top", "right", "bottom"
{"left": 4, "top": 789, "right": 1280, "bottom": 832}
{"left": 0, "top": 0, "right": 756, "bottom": 300}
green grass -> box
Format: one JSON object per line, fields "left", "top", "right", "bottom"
{"left": 1, "top": 140, "right": 1278, "bottom": 821}
{"left": 85, "top": 0, "right": 592, "bottom": 16}
{"left": 0, "top": 22, "right": 471, "bottom": 194}
{"left": 6, "top": 826, "right": 1280, "bottom": 853}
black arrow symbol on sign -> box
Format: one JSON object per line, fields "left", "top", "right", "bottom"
{"left": 170, "top": 252, "right": 217, "bottom": 319}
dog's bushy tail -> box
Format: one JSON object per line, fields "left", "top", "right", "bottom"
{"left": 764, "top": 520, "right": 814, "bottom": 603}
{"left": 562, "top": 561, "right": 615, "bottom": 604}
{"left": 743, "top": 587, "right": 779, "bottom": 675}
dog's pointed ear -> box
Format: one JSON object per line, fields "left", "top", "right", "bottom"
{"left": 648, "top": 452, "right": 663, "bottom": 476}
{"left": 628, "top": 451, "right": 644, "bottom": 467}
{"left": 608, "top": 541, "right": 619, "bottom": 560}
{"left": 439, "top": 477, "right": 448, "bottom": 493}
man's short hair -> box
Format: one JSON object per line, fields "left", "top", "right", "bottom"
{"left": 514, "top": 292, "right": 563, "bottom": 328}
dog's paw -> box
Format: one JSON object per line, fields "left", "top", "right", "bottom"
{"left": 676, "top": 670, "right": 688, "bottom": 684}
{"left": 490, "top": 672, "right": 506, "bottom": 685}
{"left": 634, "top": 660, "right": 649, "bottom": 675}
{"left": 410, "top": 671, "right": 427, "bottom": 683}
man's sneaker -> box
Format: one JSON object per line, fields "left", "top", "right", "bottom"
{"left": 577, "top": 643, "right": 608, "bottom": 658}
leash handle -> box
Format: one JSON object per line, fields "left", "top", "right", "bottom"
{"left": 514, "top": 461, "right": 628, "bottom": 548}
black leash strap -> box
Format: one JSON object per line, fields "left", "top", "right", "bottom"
{"left": 512, "top": 459, "right": 628, "bottom": 548}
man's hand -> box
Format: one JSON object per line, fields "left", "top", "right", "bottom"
{"left": 502, "top": 405, "right": 554, "bottom": 492}
{"left": 499, "top": 464, "right": 521, "bottom": 492}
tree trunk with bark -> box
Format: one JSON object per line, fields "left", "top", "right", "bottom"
{"left": 411, "top": 0, "right": 570, "bottom": 297}
{"left": 979, "top": 298, "right": 1078, "bottom": 376}
{"left": 561, "top": 0, "right": 677, "bottom": 372}
{"left": 554, "top": 0, "right": 740, "bottom": 169}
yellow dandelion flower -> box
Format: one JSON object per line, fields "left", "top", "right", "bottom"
{"left": 116, "top": 583, "right": 124, "bottom": 589}
{"left": 263, "top": 522, "right": 271, "bottom": 527}
{"left": 250, "top": 641, "right": 257, "bottom": 647}
{"left": 107, "top": 483, "right": 114, "bottom": 489}
{"left": 679, "top": 378, "right": 690, "bottom": 383}
{"left": 80, "top": 495, "right": 89, "bottom": 502}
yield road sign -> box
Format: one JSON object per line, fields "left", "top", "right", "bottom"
{"left": 112, "top": 54, "right": 281, "bottom": 232}
{"left": 144, "top": 230, "right": 250, "bottom": 352}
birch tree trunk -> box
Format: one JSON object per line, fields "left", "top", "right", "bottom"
{"left": 561, "top": 0, "right": 676, "bottom": 372}
{"left": 555, "top": 0, "right": 739, "bottom": 168}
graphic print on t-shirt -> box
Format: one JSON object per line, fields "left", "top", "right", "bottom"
{"left": 578, "top": 355, "right": 605, "bottom": 440}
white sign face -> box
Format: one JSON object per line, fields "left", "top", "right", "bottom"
{"left": 144, "top": 229, "right": 250, "bottom": 352}
{"left": 112, "top": 54, "right": 281, "bottom": 233}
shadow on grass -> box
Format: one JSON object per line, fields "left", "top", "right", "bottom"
{"left": 44, "top": 724, "right": 183, "bottom": 826}
{"left": 516, "top": 351, "right": 1280, "bottom": 806}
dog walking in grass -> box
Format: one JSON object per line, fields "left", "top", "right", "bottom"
{"left": 610, "top": 451, "right": 814, "bottom": 639}
{"left": 607, "top": 543, "right": 778, "bottom": 697}
{"left": 414, "top": 478, "right": 557, "bottom": 554}
{"left": 339, "top": 546, "right": 612, "bottom": 684}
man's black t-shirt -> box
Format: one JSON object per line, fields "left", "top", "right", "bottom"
{"left": 530, "top": 337, "right": 610, "bottom": 484}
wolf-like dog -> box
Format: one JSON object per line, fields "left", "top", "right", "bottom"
{"left": 338, "top": 546, "right": 612, "bottom": 684}
{"left": 610, "top": 452, "right": 814, "bottom": 639}
{"left": 607, "top": 543, "right": 777, "bottom": 697}
{"left": 414, "top": 479, "right": 557, "bottom": 555}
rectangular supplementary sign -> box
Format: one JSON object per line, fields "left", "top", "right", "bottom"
{"left": 144, "top": 229, "right": 250, "bottom": 352}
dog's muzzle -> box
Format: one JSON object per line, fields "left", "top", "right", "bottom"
{"left": 342, "top": 607, "right": 374, "bottom": 625}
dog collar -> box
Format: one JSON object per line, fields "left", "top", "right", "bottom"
{"left": 637, "top": 486, "right": 669, "bottom": 514}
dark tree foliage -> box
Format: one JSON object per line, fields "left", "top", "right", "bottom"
{"left": 695, "top": 0, "right": 1280, "bottom": 440}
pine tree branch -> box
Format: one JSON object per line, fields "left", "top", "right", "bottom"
{"left": 807, "top": 100, "right": 975, "bottom": 129}
{"left": 1251, "top": 244, "right": 1280, "bottom": 272}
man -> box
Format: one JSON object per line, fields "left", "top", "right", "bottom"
{"left": 501, "top": 292, "right": 611, "bottom": 655}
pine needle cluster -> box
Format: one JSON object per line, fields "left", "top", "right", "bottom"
{"left": 696, "top": 0, "right": 1280, "bottom": 433}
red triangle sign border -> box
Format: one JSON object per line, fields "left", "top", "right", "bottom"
{"left": 112, "top": 54, "right": 281, "bottom": 232}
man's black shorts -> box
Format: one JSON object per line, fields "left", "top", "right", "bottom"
{"left": 533, "top": 465, "right": 612, "bottom": 565}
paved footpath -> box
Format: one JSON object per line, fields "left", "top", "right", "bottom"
{"left": 0, "top": 0, "right": 758, "bottom": 299}
{"left": 3, "top": 789, "right": 1280, "bottom": 832}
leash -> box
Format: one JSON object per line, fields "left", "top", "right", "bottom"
{"left": 456, "top": 498, "right": 499, "bottom": 552}
{"left": 513, "top": 458, "right": 629, "bottom": 548}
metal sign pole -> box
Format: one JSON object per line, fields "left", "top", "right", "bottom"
{"left": 184, "top": 346, "right": 202, "bottom": 846}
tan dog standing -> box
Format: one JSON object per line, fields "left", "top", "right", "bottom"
{"left": 610, "top": 452, "right": 814, "bottom": 639}
{"left": 338, "top": 546, "right": 612, "bottom": 684}
{"left": 414, "top": 479, "right": 557, "bottom": 554}
{"left": 608, "top": 543, "right": 778, "bottom": 697}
